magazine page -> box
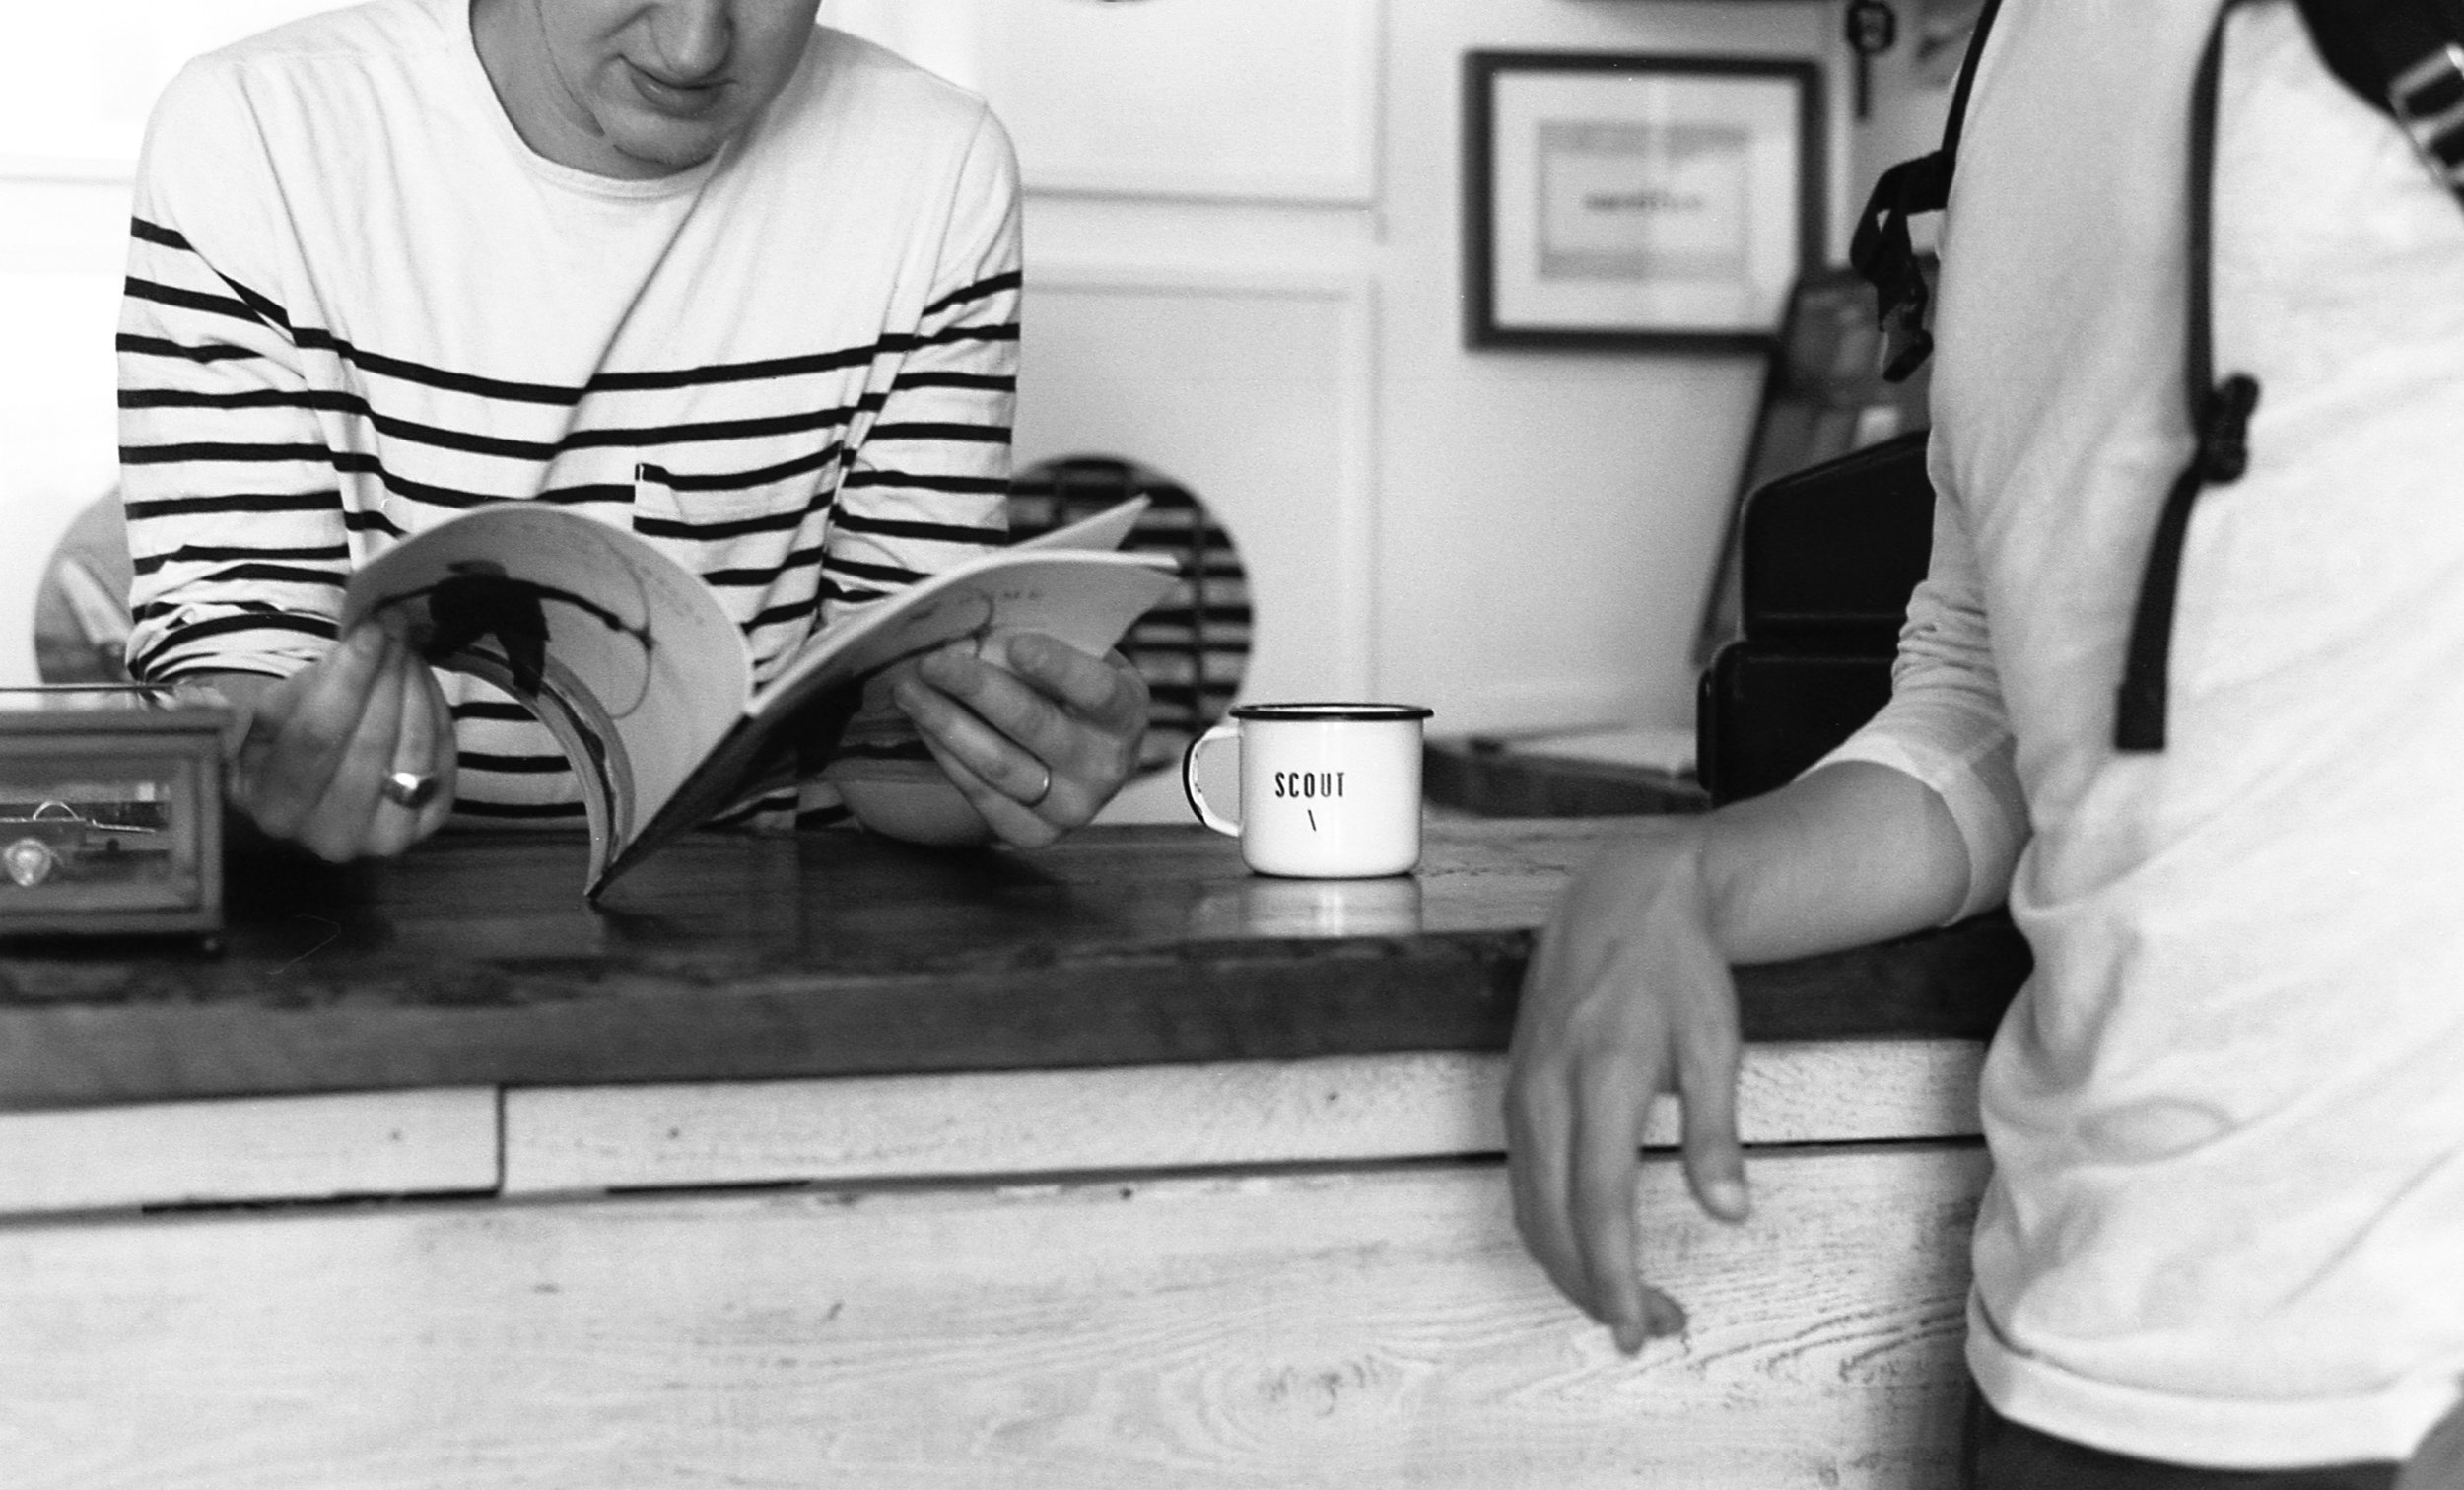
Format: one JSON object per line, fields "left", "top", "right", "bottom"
{"left": 593, "top": 548, "right": 1180, "bottom": 896}
{"left": 338, "top": 505, "right": 753, "bottom": 878}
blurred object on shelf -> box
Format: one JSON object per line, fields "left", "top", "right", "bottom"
{"left": 33, "top": 490, "right": 133, "bottom": 686}
{"left": 1425, "top": 723, "right": 1705, "bottom": 819}
{"left": 1915, "top": 0, "right": 1990, "bottom": 85}
{"left": 1695, "top": 261, "right": 1935, "bottom": 666}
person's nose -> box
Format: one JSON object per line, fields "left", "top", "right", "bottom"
{"left": 647, "top": 0, "right": 732, "bottom": 80}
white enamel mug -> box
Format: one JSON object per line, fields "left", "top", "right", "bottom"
{"left": 1181, "top": 702, "right": 1435, "bottom": 877}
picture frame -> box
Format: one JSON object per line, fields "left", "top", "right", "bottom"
{"left": 1463, "top": 51, "right": 1825, "bottom": 353}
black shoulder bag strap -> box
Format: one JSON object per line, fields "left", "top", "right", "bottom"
{"left": 1852, "top": 0, "right": 2464, "bottom": 752}
{"left": 2112, "top": 0, "right": 2261, "bottom": 750}
{"left": 1847, "top": 0, "right": 2006, "bottom": 384}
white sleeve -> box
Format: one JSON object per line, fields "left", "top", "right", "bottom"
{"left": 1806, "top": 438, "right": 2028, "bottom": 920}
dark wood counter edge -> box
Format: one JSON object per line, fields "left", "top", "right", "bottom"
{"left": 0, "top": 914, "right": 2030, "bottom": 1108}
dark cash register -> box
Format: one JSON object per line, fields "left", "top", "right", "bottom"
{"left": 1694, "top": 265, "right": 1938, "bottom": 806}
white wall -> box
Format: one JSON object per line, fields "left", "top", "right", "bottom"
{"left": 0, "top": 178, "right": 136, "bottom": 685}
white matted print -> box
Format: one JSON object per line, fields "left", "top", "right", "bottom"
{"left": 1465, "top": 53, "right": 1822, "bottom": 352}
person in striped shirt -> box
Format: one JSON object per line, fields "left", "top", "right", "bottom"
{"left": 118, "top": 0, "right": 1150, "bottom": 863}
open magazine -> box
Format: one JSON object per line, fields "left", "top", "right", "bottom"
{"left": 337, "top": 500, "right": 1178, "bottom": 898}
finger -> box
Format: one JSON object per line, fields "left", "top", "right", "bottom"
{"left": 913, "top": 719, "right": 1061, "bottom": 849}
{"left": 1504, "top": 1055, "right": 1595, "bottom": 1325}
{"left": 915, "top": 644, "right": 1079, "bottom": 766}
{"left": 1568, "top": 1049, "right": 1672, "bottom": 1351}
{"left": 895, "top": 666, "right": 1073, "bottom": 819}
{"left": 1676, "top": 964, "right": 1750, "bottom": 1225}
{"left": 300, "top": 632, "right": 411, "bottom": 860}
{"left": 1507, "top": 916, "right": 1620, "bottom": 1321}
{"left": 364, "top": 652, "right": 446, "bottom": 856}
{"left": 1000, "top": 634, "right": 1145, "bottom": 729}
{"left": 246, "top": 627, "right": 393, "bottom": 840}
{"left": 407, "top": 660, "right": 459, "bottom": 842}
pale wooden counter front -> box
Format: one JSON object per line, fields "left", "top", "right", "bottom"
{"left": 0, "top": 821, "right": 2023, "bottom": 1489}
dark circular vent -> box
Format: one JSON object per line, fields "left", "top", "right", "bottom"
{"left": 1008, "top": 455, "right": 1249, "bottom": 777}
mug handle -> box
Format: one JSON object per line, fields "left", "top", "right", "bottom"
{"left": 1181, "top": 720, "right": 1241, "bottom": 838}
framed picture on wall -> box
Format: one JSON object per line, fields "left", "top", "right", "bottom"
{"left": 1463, "top": 51, "right": 1824, "bottom": 352}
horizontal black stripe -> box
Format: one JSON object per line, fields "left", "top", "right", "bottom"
{"left": 639, "top": 443, "right": 841, "bottom": 493}
{"left": 457, "top": 751, "right": 572, "bottom": 775}
{"left": 193, "top": 562, "right": 347, "bottom": 589}
{"left": 916, "top": 323, "right": 1018, "bottom": 352}
{"left": 132, "top": 542, "right": 350, "bottom": 576}
{"left": 866, "top": 421, "right": 1008, "bottom": 445}
{"left": 565, "top": 399, "right": 877, "bottom": 451}
{"left": 129, "top": 217, "right": 191, "bottom": 252}
{"left": 121, "top": 388, "right": 319, "bottom": 411}
{"left": 794, "top": 804, "right": 855, "bottom": 829}
{"left": 450, "top": 799, "right": 586, "bottom": 820}
{"left": 295, "top": 327, "right": 583, "bottom": 406}
{"left": 124, "top": 276, "right": 269, "bottom": 331}
{"left": 342, "top": 508, "right": 408, "bottom": 539}
{"left": 745, "top": 599, "right": 819, "bottom": 633}
{"left": 889, "top": 370, "right": 1016, "bottom": 394}
{"left": 133, "top": 609, "right": 336, "bottom": 662}
{"left": 328, "top": 451, "right": 498, "bottom": 510}
{"left": 823, "top": 554, "right": 927, "bottom": 586}
{"left": 832, "top": 511, "right": 1005, "bottom": 547}
{"left": 839, "top": 469, "right": 1008, "bottom": 496}
{"left": 452, "top": 701, "right": 537, "bottom": 722}
{"left": 122, "top": 440, "right": 330, "bottom": 466}
{"left": 1141, "top": 605, "right": 1254, "bottom": 625}
{"left": 703, "top": 543, "right": 827, "bottom": 587}
{"left": 124, "top": 490, "right": 341, "bottom": 521}
{"left": 921, "top": 270, "right": 1023, "bottom": 322}
{"left": 116, "top": 332, "right": 265, "bottom": 365}
{"left": 823, "top": 582, "right": 890, "bottom": 609}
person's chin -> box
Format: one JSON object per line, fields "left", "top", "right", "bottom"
{"left": 605, "top": 114, "right": 733, "bottom": 174}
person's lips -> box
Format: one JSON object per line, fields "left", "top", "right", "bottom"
{"left": 624, "top": 59, "right": 729, "bottom": 118}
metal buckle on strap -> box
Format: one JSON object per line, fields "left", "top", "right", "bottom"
{"left": 2390, "top": 42, "right": 2464, "bottom": 187}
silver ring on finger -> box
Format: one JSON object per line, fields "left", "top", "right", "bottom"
{"left": 382, "top": 769, "right": 440, "bottom": 810}
{"left": 1020, "top": 761, "right": 1054, "bottom": 810}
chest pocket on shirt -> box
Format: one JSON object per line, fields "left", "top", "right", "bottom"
{"left": 629, "top": 460, "right": 834, "bottom": 657}
{"left": 629, "top": 459, "right": 832, "bottom": 561}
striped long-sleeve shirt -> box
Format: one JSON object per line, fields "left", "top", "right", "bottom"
{"left": 117, "top": 0, "right": 1020, "bottom": 828}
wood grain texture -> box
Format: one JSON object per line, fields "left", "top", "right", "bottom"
{"left": 502, "top": 1040, "right": 1985, "bottom": 1195}
{"left": 0, "top": 1145, "right": 1988, "bottom": 1490}
{"left": 0, "top": 820, "right": 2028, "bottom": 1107}
{"left": 0, "top": 1087, "right": 499, "bottom": 1215}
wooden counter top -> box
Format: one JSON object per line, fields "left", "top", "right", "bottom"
{"left": 0, "top": 818, "right": 2028, "bottom": 1107}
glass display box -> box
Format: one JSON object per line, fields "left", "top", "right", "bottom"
{"left": 0, "top": 687, "right": 229, "bottom": 941}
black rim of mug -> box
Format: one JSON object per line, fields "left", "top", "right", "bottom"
{"left": 1227, "top": 702, "right": 1434, "bottom": 722}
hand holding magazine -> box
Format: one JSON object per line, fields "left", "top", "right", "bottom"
{"left": 337, "top": 500, "right": 1177, "bottom": 897}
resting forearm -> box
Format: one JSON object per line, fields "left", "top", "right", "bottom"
{"left": 1698, "top": 760, "right": 1973, "bottom": 965}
